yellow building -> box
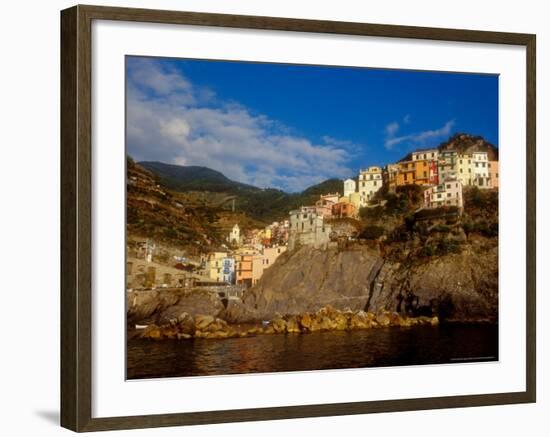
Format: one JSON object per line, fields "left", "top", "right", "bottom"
{"left": 457, "top": 154, "right": 473, "bottom": 186}
{"left": 205, "top": 251, "right": 228, "bottom": 282}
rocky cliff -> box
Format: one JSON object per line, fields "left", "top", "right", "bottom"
{"left": 224, "top": 244, "right": 498, "bottom": 324}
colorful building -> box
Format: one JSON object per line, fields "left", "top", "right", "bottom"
{"left": 358, "top": 166, "right": 383, "bottom": 205}
{"left": 423, "top": 180, "right": 464, "bottom": 209}
{"left": 438, "top": 150, "right": 458, "bottom": 183}
{"left": 315, "top": 193, "right": 339, "bottom": 218}
{"left": 383, "top": 163, "right": 400, "bottom": 191}
{"left": 395, "top": 160, "right": 437, "bottom": 187}
{"left": 235, "top": 253, "right": 253, "bottom": 287}
{"left": 221, "top": 257, "right": 235, "bottom": 284}
{"left": 205, "top": 251, "right": 229, "bottom": 282}
{"left": 332, "top": 199, "right": 358, "bottom": 218}
{"left": 396, "top": 161, "right": 416, "bottom": 186}
{"left": 457, "top": 153, "right": 473, "bottom": 186}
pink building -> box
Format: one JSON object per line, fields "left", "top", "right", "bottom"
{"left": 488, "top": 160, "right": 499, "bottom": 189}
{"left": 315, "top": 193, "right": 339, "bottom": 218}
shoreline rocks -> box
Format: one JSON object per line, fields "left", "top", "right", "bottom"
{"left": 138, "top": 305, "right": 442, "bottom": 341}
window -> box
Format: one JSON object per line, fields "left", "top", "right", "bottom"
{"left": 460, "top": 168, "right": 463, "bottom": 173}
{"left": 373, "top": 181, "right": 377, "bottom": 186}
{"left": 437, "top": 194, "right": 442, "bottom": 199}
{"left": 423, "top": 171, "right": 427, "bottom": 177}
{"left": 468, "top": 169, "right": 471, "bottom": 173}
{"left": 447, "top": 193, "right": 451, "bottom": 197}
{"left": 431, "top": 153, "right": 435, "bottom": 157}
{"left": 460, "top": 159, "right": 463, "bottom": 164}
{"left": 446, "top": 184, "right": 451, "bottom": 189}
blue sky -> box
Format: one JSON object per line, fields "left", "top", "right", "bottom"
{"left": 126, "top": 56, "right": 498, "bottom": 192}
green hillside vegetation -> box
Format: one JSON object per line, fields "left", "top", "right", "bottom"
{"left": 355, "top": 183, "right": 498, "bottom": 263}
{"left": 139, "top": 161, "right": 344, "bottom": 224}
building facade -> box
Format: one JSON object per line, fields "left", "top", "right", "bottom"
{"left": 489, "top": 160, "right": 499, "bottom": 189}
{"left": 472, "top": 151, "right": 491, "bottom": 188}
{"left": 423, "top": 180, "right": 464, "bottom": 209}
{"left": 332, "top": 199, "right": 358, "bottom": 218}
{"left": 205, "top": 251, "right": 229, "bottom": 282}
{"left": 384, "top": 163, "right": 400, "bottom": 191}
{"left": 358, "top": 166, "right": 383, "bottom": 205}
{"left": 412, "top": 148, "right": 439, "bottom": 162}
{"left": 235, "top": 253, "right": 253, "bottom": 287}
{"left": 343, "top": 178, "right": 356, "bottom": 197}
{"left": 228, "top": 224, "right": 241, "bottom": 246}
{"left": 221, "top": 257, "right": 235, "bottom": 284}
{"left": 288, "top": 206, "right": 332, "bottom": 251}
{"left": 438, "top": 150, "right": 458, "bottom": 183}
{"left": 315, "top": 193, "right": 339, "bottom": 218}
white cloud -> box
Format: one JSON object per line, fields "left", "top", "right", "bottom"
{"left": 385, "top": 121, "right": 400, "bottom": 138}
{"left": 126, "top": 58, "right": 357, "bottom": 192}
{"left": 384, "top": 119, "right": 455, "bottom": 150}
{"left": 403, "top": 114, "right": 411, "bottom": 124}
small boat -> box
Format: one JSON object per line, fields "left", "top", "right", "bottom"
{"left": 135, "top": 324, "right": 148, "bottom": 329}
{"left": 261, "top": 320, "right": 270, "bottom": 326}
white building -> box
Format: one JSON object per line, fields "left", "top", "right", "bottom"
{"left": 228, "top": 224, "right": 241, "bottom": 245}
{"left": 412, "top": 149, "right": 439, "bottom": 162}
{"left": 343, "top": 178, "right": 356, "bottom": 197}
{"left": 456, "top": 152, "right": 491, "bottom": 189}
{"left": 424, "top": 180, "right": 464, "bottom": 210}
{"left": 472, "top": 151, "right": 491, "bottom": 188}
{"left": 358, "top": 166, "right": 383, "bottom": 206}
{"left": 288, "top": 206, "right": 332, "bottom": 251}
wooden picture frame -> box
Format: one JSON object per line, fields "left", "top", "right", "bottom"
{"left": 60, "top": 4, "right": 536, "bottom": 432}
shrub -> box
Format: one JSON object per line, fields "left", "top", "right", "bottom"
{"left": 418, "top": 245, "right": 436, "bottom": 257}
{"left": 359, "top": 225, "right": 385, "bottom": 240}
{"left": 359, "top": 206, "right": 384, "bottom": 220}
{"left": 431, "top": 224, "right": 451, "bottom": 233}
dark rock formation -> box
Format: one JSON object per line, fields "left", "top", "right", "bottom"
{"left": 127, "top": 288, "right": 224, "bottom": 326}
{"left": 224, "top": 245, "right": 497, "bottom": 324}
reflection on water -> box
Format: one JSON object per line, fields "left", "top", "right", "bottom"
{"left": 127, "top": 324, "right": 498, "bottom": 379}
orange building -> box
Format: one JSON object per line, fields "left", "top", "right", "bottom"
{"left": 235, "top": 254, "right": 253, "bottom": 287}
{"left": 332, "top": 200, "right": 358, "bottom": 218}
{"left": 396, "top": 161, "right": 416, "bottom": 186}
{"left": 396, "top": 160, "right": 438, "bottom": 187}
{"left": 488, "top": 160, "right": 499, "bottom": 188}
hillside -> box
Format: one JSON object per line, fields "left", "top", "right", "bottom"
{"left": 139, "top": 161, "right": 344, "bottom": 223}
{"left": 126, "top": 157, "right": 264, "bottom": 254}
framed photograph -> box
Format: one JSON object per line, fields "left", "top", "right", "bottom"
{"left": 60, "top": 4, "right": 536, "bottom": 432}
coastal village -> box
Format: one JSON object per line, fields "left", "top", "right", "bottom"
{"left": 126, "top": 146, "right": 498, "bottom": 300}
